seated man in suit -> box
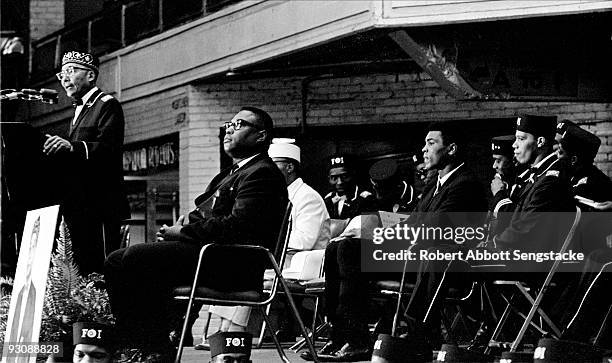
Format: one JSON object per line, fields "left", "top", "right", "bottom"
{"left": 196, "top": 138, "right": 331, "bottom": 348}
{"left": 397, "top": 122, "right": 488, "bottom": 352}
{"left": 104, "top": 107, "right": 288, "bottom": 360}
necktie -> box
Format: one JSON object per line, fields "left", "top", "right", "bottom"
{"left": 72, "top": 99, "right": 83, "bottom": 107}
{"left": 230, "top": 164, "right": 239, "bottom": 174}
{"left": 433, "top": 180, "right": 442, "bottom": 196}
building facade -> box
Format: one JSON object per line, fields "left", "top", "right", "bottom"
{"left": 12, "top": 0, "right": 612, "bottom": 244}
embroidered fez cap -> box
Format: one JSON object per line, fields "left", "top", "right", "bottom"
{"left": 328, "top": 154, "right": 356, "bottom": 171}
{"left": 491, "top": 135, "right": 515, "bottom": 158}
{"left": 560, "top": 124, "right": 601, "bottom": 161}
{"left": 209, "top": 332, "right": 252, "bottom": 358}
{"left": 62, "top": 51, "right": 99, "bottom": 73}
{"left": 515, "top": 115, "right": 557, "bottom": 139}
{"left": 72, "top": 322, "right": 113, "bottom": 348}
{"left": 268, "top": 138, "right": 300, "bottom": 163}
{"left": 369, "top": 159, "right": 399, "bottom": 184}
{"left": 556, "top": 119, "right": 575, "bottom": 135}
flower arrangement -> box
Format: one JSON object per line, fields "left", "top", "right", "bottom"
{"left": 0, "top": 220, "right": 114, "bottom": 346}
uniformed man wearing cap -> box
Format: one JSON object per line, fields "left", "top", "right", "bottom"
{"left": 72, "top": 322, "right": 114, "bottom": 363}
{"left": 553, "top": 125, "right": 612, "bottom": 342}
{"left": 269, "top": 139, "right": 331, "bottom": 252}
{"left": 491, "top": 114, "right": 575, "bottom": 250}
{"left": 557, "top": 124, "right": 612, "bottom": 209}
{"left": 554, "top": 119, "right": 576, "bottom": 152}
{"left": 369, "top": 159, "right": 417, "bottom": 213}
{"left": 44, "top": 50, "right": 129, "bottom": 274}
{"left": 323, "top": 155, "right": 374, "bottom": 220}
{"left": 487, "top": 135, "right": 518, "bottom": 238}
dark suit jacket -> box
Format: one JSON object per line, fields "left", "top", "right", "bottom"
{"left": 180, "top": 153, "right": 288, "bottom": 251}
{"left": 63, "top": 87, "right": 130, "bottom": 221}
{"left": 410, "top": 164, "right": 487, "bottom": 245}
{"left": 495, "top": 155, "right": 575, "bottom": 252}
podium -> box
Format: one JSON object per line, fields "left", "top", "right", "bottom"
{"left": 1, "top": 122, "right": 66, "bottom": 273}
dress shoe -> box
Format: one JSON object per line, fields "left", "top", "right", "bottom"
{"left": 321, "top": 342, "right": 372, "bottom": 362}
{"left": 194, "top": 341, "right": 210, "bottom": 351}
{"left": 299, "top": 340, "right": 342, "bottom": 361}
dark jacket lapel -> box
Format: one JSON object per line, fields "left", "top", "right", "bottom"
{"left": 423, "top": 165, "right": 465, "bottom": 211}
{"left": 69, "top": 88, "right": 103, "bottom": 138}
{"left": 194, "top": 153, "right": 267, "bottom": 206}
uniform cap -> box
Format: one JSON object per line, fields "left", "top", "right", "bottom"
{"left": 491, "top": 135, "right": 515, "bottom": 158}
{"left": 560, "top": 125, "right": 601, "bottom": 161}
{"left": 556, "top": 119, "right": 575, "bottom": 135}
{"left": 209, "top": 331, "right": 252, "bottom": 358}
{"left": 515, "top": 115, "right": 557, "bottom": 139}
{"left": 369, "top": 159, "right": 399, "bottom": 184}
{"left": 72, "top": 322, "right": 113, "bottom": 348}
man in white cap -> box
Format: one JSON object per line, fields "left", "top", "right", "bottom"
{"left": 196, "top": 139, "right": 330, "bottom": 348}
{"left": 268, "top": 138, "right": 330, "bottom": 254}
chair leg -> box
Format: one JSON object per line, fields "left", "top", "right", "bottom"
{"left": 277, "top": 277, "right": 319, "bottom": 363}
{"left": 256, "top": 303, "right": 273, "bottom": 348}
{"left": 203, "top": 311, "right": 212, "bottom": 340}
{"left": 291, "top": 321, "right": 329, "bottom": 352}
{"left": 485, "top": 295, "right": 513, "bottom": 355}
{"left": 311, "top": 295, "right": 319, "bottom": 341}
{"left": 175, "top": 299, "right": 196, "bottom": 363}
{"left": 594, "top": 304, "right": 612, "bottom": 346}
{"left": 260, "top": 307, "right": 291, "bottom": 363}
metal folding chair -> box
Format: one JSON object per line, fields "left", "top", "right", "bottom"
{"left": 172, "top": 202, "right": 319, "bottom": 363}
{"left": 485, "top": 206, "right": 582, "bottom": 354}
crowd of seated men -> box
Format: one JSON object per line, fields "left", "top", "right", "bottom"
{"left": 298, "top": 115, "right": 612, "bottom": 362}
{"left": 104, "top": 107, "right": 612, "bottom": 362}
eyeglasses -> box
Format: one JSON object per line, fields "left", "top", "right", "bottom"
{"left": 223, "top": 119, "right": 262, "bottom": 131}
{"left": 56, "top": 66, "right": 90, "bottom": 80}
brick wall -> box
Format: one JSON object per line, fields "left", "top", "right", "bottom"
{"left": 166, "top": 71, "right": 612, "bottom": 213}
{"left": 30, "top": 0, "right": 64, "bottom": 40}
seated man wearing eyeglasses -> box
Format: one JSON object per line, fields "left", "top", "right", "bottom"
{"left": 43, "top": 50, "right": 130, "bottom": 275}
{"left": 104, "top": 107, "right": 288, "bottom": 361}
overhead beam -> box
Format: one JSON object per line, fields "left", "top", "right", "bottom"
{"left": 389, "top": 30, "right": 481, "bottom": 100}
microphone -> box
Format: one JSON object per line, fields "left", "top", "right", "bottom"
{"left": 39, "top": 88, "right": 58, "bottom": 104}
{"left": 0, "top": 88, "right": 59, "bottom": 104}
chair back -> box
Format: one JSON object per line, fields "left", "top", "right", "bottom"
{"left": 273, "top": 201, "right": 293, "bottom": 264}
{"left": 267, "top": 201, "right": 293, "bottom": 302}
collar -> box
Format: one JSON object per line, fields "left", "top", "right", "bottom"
{"left": 331, "top": 185, "right": 359, "bottom": 201}
{"left": 78, "top": 86, "right": 98, "bottom": 106}
{"left": 438, "top": 162, "right": 464, "bottom": 187}
{"left": 287, "top": 177, "right": 304, "bottom": 200}
{"left": 531, "top": 152, "right": 556, "bottom": 171}
{"left": 233, "top": 153, "right": 260, "bottom": 171}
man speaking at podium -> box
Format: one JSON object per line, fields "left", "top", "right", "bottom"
{"left": 43, "top": 50, "right": 129, "bottom": 274}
